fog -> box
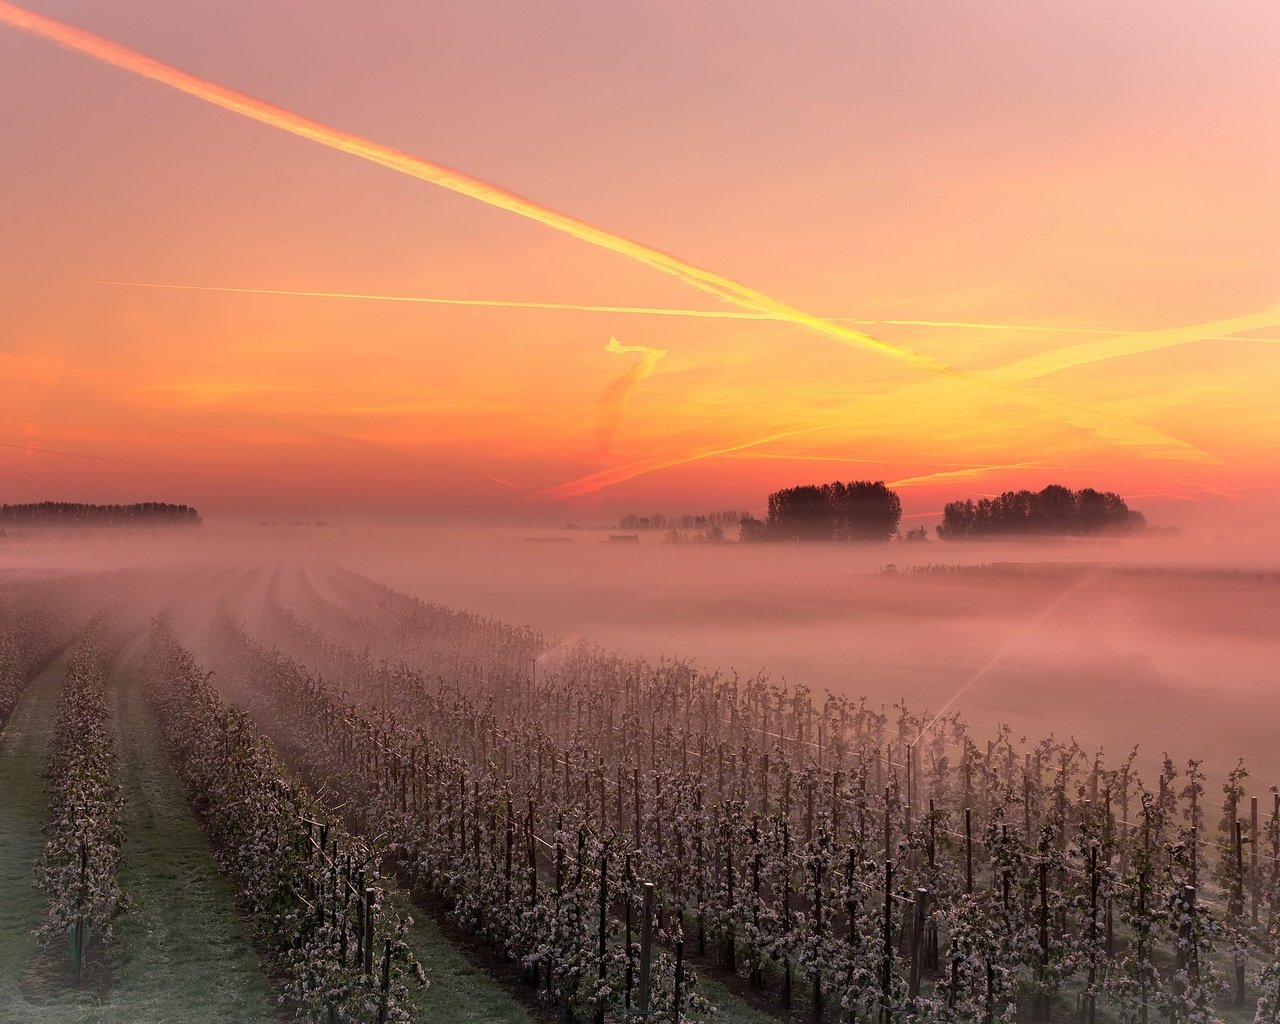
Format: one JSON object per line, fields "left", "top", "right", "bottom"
{"left": 3, "top": 522, "right": 1278, "bottom": 789}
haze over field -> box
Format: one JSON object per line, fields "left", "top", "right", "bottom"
{"left": 4, "top": 526, "right": 1277, "bottom": 789}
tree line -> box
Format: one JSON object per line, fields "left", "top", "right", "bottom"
{"left": 618, "top": 510, "right": 749, "bottom": 532}
{"left": 936, "top": 484, "right": 1141, "bottom": 539}
{"left": 741, "top": 481, "right": 903, "bottom": 541}
{"left": 0, "top": 502, "right": 202, "bottom": 527}
{"left": 738, "top": 482, "right": 1141, "bottom": 542}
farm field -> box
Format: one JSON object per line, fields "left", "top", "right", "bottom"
{"left": 5, "top": 0, "right": 1279, "bottom": 1018}
{"left": 0, "top": 553, "right": 1276, "bottom": 1023}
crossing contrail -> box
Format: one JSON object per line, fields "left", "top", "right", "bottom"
{"left": 0, "top": 0, "right": 1210, "bottom": 463}
{"left": 91, "top": 281, "right": 1280, "bottom": 345}
{"left": 539, "top": 424, "right": 827, "bottom": 501}
{"left": 0, "top": 2, "right": 955, "bottom": 375}
{"left": 990, "top": 304, "right": 1280, "bottom": 384}
{"left": 1, "top": 0, "right": 1233, "bottom": 492}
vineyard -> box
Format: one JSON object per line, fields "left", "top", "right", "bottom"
{"left": 0, "top": 564, "right": 1276, "bottom": 1023}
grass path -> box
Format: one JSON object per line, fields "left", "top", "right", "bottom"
{"left": 0, "top": 639, "right": 280, "bottom": 1024}
{"left": 104, "top": 637, "right": 278, "bottom": 1024}
{"left": 0, "top": 655, "right": 72, "bottom": 1021}
{"left": 387, "top": 894, "right": 537, "bottom": 1024}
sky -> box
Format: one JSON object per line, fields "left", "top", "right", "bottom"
{"left": 1, "top": 0, "right": 1278, "bottom": 522}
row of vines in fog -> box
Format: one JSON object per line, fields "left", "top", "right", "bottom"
{"left": 186, "top": 564, "right": 1280, "bottom": 1022}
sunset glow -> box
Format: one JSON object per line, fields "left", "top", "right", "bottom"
{"left": 3, "top": 0, "right": 1278, "bottom": 522}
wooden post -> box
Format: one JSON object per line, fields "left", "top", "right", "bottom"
{"left": 377, "top": 939, "right": 392, "bottom": 1024}
{"left": 625, "top": 854, "right": 634, "bottom": 1011}
{"left": 673, "top": 938, "right": 685, "bottom": 1023}
{"left": 1251, "top": 796, "right": 1259, "bottom": 927}
{"left": 1273, "top": 794, "right": 1280, "bottom": 904}
{"left": 751, "top": 824, "right": 763, "bottom": 989}
{"left": 596, "top": 847, "right": 608, "bottom": 1024}
{"left": 1087, "top": 845, "right": 1098, "bottom": 1024}
{"left": 881, "top": 859, "right": 894, "bottom": 1024}
{"left": 505, "top": 797, "right": 514, "bottom": 909}
{"left": 782, "top": 820, "right": 792, "bottom": 1009}
{"left": 812, "top": 848, "right": 824, "bottom": 1022}
{"left": 363, "top": 888, "right": 375, "bottom": 976}
{"left": 846, "top": 847, "right": 859, "bottom": 952}
{"left": 905, "top": 747, "right": 913, "bottom": 835}
{"left": 1037, "top": 856, "right": 1050, "bottom": 1021}
{"left": 908, "top": 888, "right": 928, "bottom": 1003}
{"left": 806, "top": 781, "right": 814, "bottom": 841}
{"left": 75, "top": 839, "right": 87, "bottom": 980}
{"left": 1173, "top": 884, "right": 1197, "bottom": 1022}
{"left": 638, "top": 882, "right": 655, "bottom": 1015}
{"left": 965, "top": 808, "right": 973, "bottom": 895}
{"left": 1137, "top": 868, "right": 1148, "bottom": 1024}
{"left": 724, "top": 841, "right": 736, "bottom": 972}
{"left": 527, "top": 800, "right": 537, "bottom": 904}
{"left": 354, "top": 873, "right": 365, "bottom": 968}
{"left": 884, "top": 786, "right": 892, "bottom": 861}
{"left": 1235, "top": 820, "right": 1246, "bottom": 1007}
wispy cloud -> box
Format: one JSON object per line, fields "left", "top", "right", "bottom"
{"left": 597, "top": 337, "right": 668, "bottom": 455}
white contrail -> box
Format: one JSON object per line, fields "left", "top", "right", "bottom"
{"left": 0, "top": 3, "right": 1212, "bottom": 464}
{"left": 92, "top": 280, "right": 1280, "bottom": 344}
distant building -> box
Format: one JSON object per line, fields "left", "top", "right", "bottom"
{"left": 607, "top": 533, "right": 640, "bottom": 543}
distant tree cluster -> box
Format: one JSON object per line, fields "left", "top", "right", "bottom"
{"left": 936, "top": 485, "right": 1142, "bottom": 539}
{"left": 618, "top": 510, "right": 748, "bottom": 532}
{"left": 0, "top": 502, "right": 202, "bottom": 527}
{"left": 740, "top": 481, "right": 902, "bottom": 542}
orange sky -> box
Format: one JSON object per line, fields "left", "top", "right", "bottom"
{"left": 1, "top": 0, "right": 1278, "bottom": 522}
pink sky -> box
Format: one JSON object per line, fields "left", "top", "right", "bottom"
{"left": 1, "top": 0, "right": 1278, "bottom": 522}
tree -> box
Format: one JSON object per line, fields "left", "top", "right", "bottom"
{"left": 760, "top": 481, "right": 901, "bottom": 542}
{"left": 829, "top": 481, "right": 902, "bottom": 540}
{"left": 767, "top": 485, "right": 833, "bottom": 541}
{"left": 936, "top": 486, "right": 1136, "bottom": 539}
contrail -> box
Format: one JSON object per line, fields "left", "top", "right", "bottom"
{"left": 0, "top": 2, "right": 954, "bottom": 375}
{"left": 103, "top": 281, "right": 1277, "bottom": 476}
{"left": 95, "top": 281, "right": 782, "bottom": 322}
{"left": 0, "top": 0, "right": 1228, "bottom": 488}
{"left": 597, "top": 337, "right": 668, "bottom": 455}
{"left": 992, "top": 304, "right": 1280, "bottom": 383}
{"left": 887, "top": 461, "right": 1041, "bottom": 489}
{"left": 0, "top": 440, "right": 147, "bottom": 466}
{"left": 539, "top": 424, "right": 827, "bottom": 501}
{"left": 0, "top": 1, "right": 1212, "bottom": 464}
{"left": 92, "top": 281, "right": 1280, "bottom": 343}
{"left": 477, "top": 474, "right": 529, "bottom": 495}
